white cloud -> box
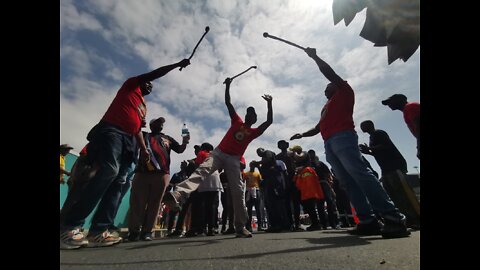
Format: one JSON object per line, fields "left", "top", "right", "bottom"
{"left": 60, "top": 0, "right": 103, "bottom": 33}
{"left": 61, "top": 0, "right": 420, "bottom": 175}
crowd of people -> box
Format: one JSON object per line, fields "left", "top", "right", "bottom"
{"left": 60, "top": 40, "right": 420, "bottom": 250}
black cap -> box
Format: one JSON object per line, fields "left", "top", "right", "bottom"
{"left": 200, "top": 142, "right": 214, "bottom": 151}
{"left": 381, "top": 94, "right": 407, "bottom": 106}
{"left": 60, "top": 144, "right": 74, "bottom": 150}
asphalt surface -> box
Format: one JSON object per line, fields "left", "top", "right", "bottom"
{"left": 60, "top": 228, "right": 420, "bottom": 270}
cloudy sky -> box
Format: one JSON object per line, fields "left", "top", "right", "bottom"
{"left": 60, "top": 0, "right": 420, "bottom": 175}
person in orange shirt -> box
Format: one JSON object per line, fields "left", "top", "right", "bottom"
{"left": 293, "top": 151, "right": 325, "bottom": 231}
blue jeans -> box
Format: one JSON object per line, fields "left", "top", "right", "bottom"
{"left": 60, "top": 125, "right": 134, "bottom": 234}
{"left": 325, "top": 130, "right": 401, "bottom": 223}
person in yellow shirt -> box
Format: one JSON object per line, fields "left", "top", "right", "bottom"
{"left": 60, "top": 144, "right": 74, "bottom": 184}
{"left": 243, "top": 162, "right": 263, "bottom": 232}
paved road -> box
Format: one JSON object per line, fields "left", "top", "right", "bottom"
{"left": 60, "top": 229, "right": 419, "bottom": 270}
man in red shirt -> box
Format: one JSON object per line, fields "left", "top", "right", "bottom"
{"left": 164, "top": 77, "right": 273, "bottom": 238}
{"left": 381, "top": 94, "right": 420, "bottom": 159}
{"left": 290, "top": 47, "right": 409, "bottom": 239}
{"left": 60, "top": 58, "right": 190, "bottom": 250}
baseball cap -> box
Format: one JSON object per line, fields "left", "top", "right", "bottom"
{"left": 60, "top": 144, "right": 74, "bottom": 150}
{"left": 149, "top": 117, "right": 165, "bottom": 126}
{"left": 200, "top": 142, "right": 214, "bottom": 151}
{"left": 289, "top": 145, "right": 303, "bottom": 152}
{"left": 381, "top": 94, "right": 407, "bottom": 106}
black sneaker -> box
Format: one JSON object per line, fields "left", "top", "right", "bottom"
{"left": 184, "top": 230, "right": 198, "bottom": 237}
{"left": 235, "top": 228, "right": 253, "bottom": 238}
{"left": 222, "top": 228, "right": 236, "bottom": 235}
{"left": 162, "top": 191, "right": 182, "bottom": 212}
{"left": 265, "top": 227, "right": 282, "bottom": 233}
{"left": 306, "top": 224, "right": 322, "bottom": 231}
{"left": 348, "top": 219, "right": 383, "bottom": 236}
{"left": 291, "top": 226, "right": 304, "bottom": 232}
{"left": 167, "top": 230, "right": 183, "bottom": 237}
{"left": 127, "top": 231, "right": 140, "bottom": 242}
{"left": 381, "top": 217, "right": 411, "bottom": 239}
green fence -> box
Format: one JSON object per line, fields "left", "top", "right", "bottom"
{"left": 59, "top": 153, "right": 130, "bottom": 228}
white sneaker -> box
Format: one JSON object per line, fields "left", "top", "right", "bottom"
{"left": 60, "top": 228, "right": 88, "bottom": 250}
{"left": 87, "top": 230, "right": 122, "bottom": 247}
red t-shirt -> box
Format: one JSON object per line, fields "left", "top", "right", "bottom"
{"left": 403, "top": 102, "right": 420, "bottom": 138}
{"left": 240, "top": 156, "right": 246, "bottom": 166}
{"left": 102, "top": 77, "right": 146, "bottom": 135}
{"left": 317, "top": 81, "right": 355, "bottom": 140}
{"left": 294, "top": 167, "right": 325, "bottom": 201}
{"left": 217, "top": 113, "right": 261, "bottom": 156}
{"left": 79, "top": 144, "right": 88, "bottom": 155}
{"left": 195, "top": 150, "right": 210, "bottom": 165}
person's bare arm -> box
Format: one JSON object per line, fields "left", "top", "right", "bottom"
{"left": 135, "top": 131, "right": 150, "bottom": 164}
{"left": 256, "top": 94, "right": 273, "bottom": 134}
{"left": 173, "top": 135, "right": 190, "bottom": 154}
{"left": 137, "top": 59, "right": 190, "bottom": 84}
{"left": 304, "top": 47, "right": 343, "bottom": 85}
{"left": 224, "top": 78, "right": 236, "bottom": 118}
{"left": 290, "top": 125, "right": 320, "bottom": 140}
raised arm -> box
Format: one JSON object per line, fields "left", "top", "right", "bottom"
{"left": 172, "top": 135, "right": 190, "bottom": 154}
{"left": 137, "top": 59, "right": 190, "bottom": 84}
{"left": 304, "top": 48, "right": 343, "bottom": 85}
{"left": 290, "top": 124, "right": 320, "bottom": 141}
{"left": 224, "top": 78, "right": 236, "bottom": 118}
{"left": 256, "top": 94, "right": 273, "bottom": 134}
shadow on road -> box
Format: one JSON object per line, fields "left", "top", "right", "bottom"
{"left": 61, "top": 233, "right": 377, "bottom": 266}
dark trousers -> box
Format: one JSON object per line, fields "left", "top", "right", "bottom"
{"left": 381, "top": 170, "right": 420, "bottom": 227}
{"left": 188, "top": 191, "right": 204, "bottom": 233}
{"left": 60, "top": 129, "right": 132, "bottom": 234}
{"left": 285, "top": 184, "right": 301, "bottom": 228}
{"left": 246, "top": 190, "right": 263, "bottom": 230}
{"left": 264, "top": 188, "right": 290, "bottom": 230}
{"left": 200, "top": 191, "right": 219, "bottom": 231}
{"left": 319, "top": 181, "right": 339, "bottom": 228}
{"left": 221, "top": 188, "right": 234, "bottom": 230}
{"left": 175, "top": 193, "right": 193, "bottom": 232}
{"left": 302, "top": 198, "right": 320, "bottom": 226}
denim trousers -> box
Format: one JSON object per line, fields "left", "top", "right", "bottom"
{"left": 324, "top": 130, "right": 401, "bottom": 223}
{"left": 60, "top": 127, "right": 132, "bottom": 234}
